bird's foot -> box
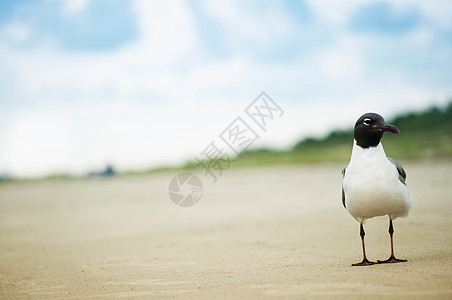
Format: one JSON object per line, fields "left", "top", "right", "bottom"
{"left": 352, "top": 259, "right": 376, "bottom": 266}
{"left": 377, "top": 256, "right": 407, "bottom": 264}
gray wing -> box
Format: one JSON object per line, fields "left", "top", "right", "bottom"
{"left": 387, "top": 157, "right": 407, "bottom": 185}
{"left": 341, "top": 163, "right": 348, "bottom": 208}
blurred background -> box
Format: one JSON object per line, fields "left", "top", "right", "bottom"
{"left": 0, "top": 0, "right": 451, "bottom": 179}
{"left": 1, "top": 2, "right": 452, "bottom": 298}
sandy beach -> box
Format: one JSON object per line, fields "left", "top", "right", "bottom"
{"left": 1, "top": 160, "right": 451, "bottom": 299}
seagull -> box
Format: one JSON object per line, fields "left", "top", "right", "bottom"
{"left": 342, "top": 113, "right": 413, "bottom": 266}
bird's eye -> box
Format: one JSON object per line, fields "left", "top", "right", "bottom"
{"left": 363, "top": 118, "right": 371, "bottom": 126}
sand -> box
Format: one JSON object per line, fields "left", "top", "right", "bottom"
{"left": 1, "top": 160, "right": 451, "bottom": 299}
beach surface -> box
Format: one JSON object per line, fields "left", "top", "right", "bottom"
{"left": 1, "top": 161, "right": 451, "bottom": 299}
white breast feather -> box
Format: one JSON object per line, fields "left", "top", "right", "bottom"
{"left": 343, "top": 141, "right": 413, "bottom": 222}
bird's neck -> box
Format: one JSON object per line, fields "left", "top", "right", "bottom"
{"left": 350, "top": 140, "right": 388, "bottom": 164}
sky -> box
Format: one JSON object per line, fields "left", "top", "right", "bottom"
{"left": 0, "top": 0, "right": 451, "bottom": 177}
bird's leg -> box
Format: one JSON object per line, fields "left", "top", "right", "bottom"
{"left": 352, "top": 223, "right": 376, "bottom": 266}
{"left": 378, "top": 218, "right": 407, "bottom": 264}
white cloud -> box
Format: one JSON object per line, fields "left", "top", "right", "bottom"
{"left": 0, "top": 0, "right": 451, "bottom": 177}
{"left": 59, "top": 0, "right": 90, "bottom": 14}
{"left": 1, "top": 112, "right": 76, "bottom": 176}
{"left": 0, "top": 22, "right": 31, "bottom": 44}
{"left": 200, "top": 1, "right": 295, "bottom": 47}
{"left": 0, "top": 99, "right": 244, "bottom": 177}
{"left": 306, "top": 0, "right": 452, "bottom": 32}
{"left": 132, "top": 0, "right": 199, "bottom": 63}
{"left": 315, "top": 35, "right": 364, "bottom": 80}
{"left": 393, "top": 0, "right": 452, "bottom": 28}
{"left": 304, "top": 0, "right": 368, "bottom": 27}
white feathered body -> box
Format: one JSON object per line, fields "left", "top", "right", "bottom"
{"left": 343, "top": 141, "right": 413, "bottom": 222}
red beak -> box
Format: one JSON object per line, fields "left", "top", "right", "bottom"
{"left": 376, "top": 124, "right": 400, "bottom": 134}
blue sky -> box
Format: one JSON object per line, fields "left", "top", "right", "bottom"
{"left": 0, "top": 0, "right": 451, "bottom": 177}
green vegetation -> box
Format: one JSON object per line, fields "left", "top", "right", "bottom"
{"left": 4, "top": 102, "right": 450, "bottom": 181}
{"left": 232, "top": 102, "right": 452, "bottom": 167}
{"left": 147, "top": 102, "right": 452, "bottom": 171}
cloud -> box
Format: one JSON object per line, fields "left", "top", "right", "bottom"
{"left": 1, "top": 0, "right": 138, "bottom": 51}
{"left": 0, "top": 0, "right": 451, "bottom": 177}
{"left": 315, "top": 36, "right": 364, "bottom": 80}
{"left": 0, "top": 22, "right": 30, "bottom": 43}
{"left": 60, "top": 0, "right": 90, "bottom": 14}
{"left": 0, "top": 99, "right": 246, "bottom": 176}
{"left": 132, "top": 0, "right": 199, "bottom": 61}
{"left": 393, "top": 0, "right": 452, "bottom": 29}
{"left": 350, "top": 1, "right": 419, "bottom": 33}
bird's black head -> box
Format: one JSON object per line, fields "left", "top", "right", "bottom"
{"left": 354, "top": 113, "right": 400, "bottom": 148}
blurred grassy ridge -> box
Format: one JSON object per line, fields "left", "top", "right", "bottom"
{"left": 231, "top": 102, "right": 452, "bottom": 167}
{"left": 12, "top": 102, "right": 450, "bottom": 180}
